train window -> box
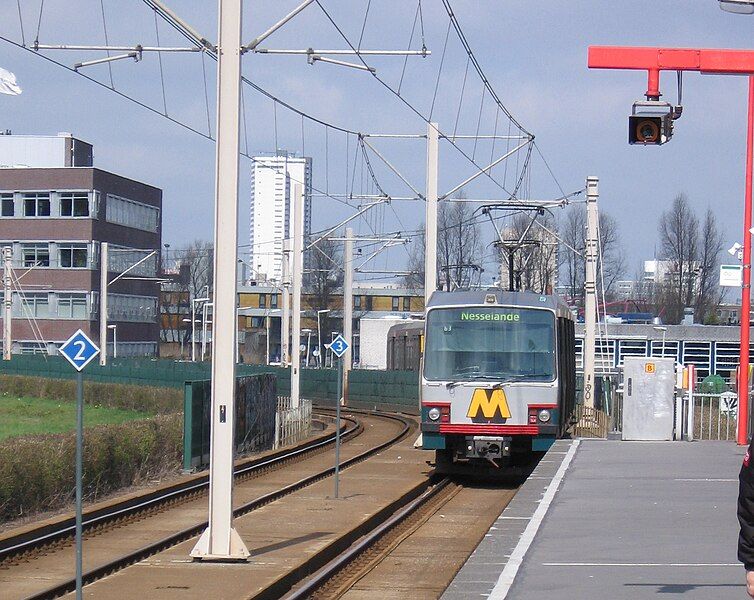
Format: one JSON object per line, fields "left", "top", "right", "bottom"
{"left": 423, "top": 307, "right": 555, "bottom": 383}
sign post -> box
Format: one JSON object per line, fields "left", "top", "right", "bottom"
{"left": 329, "top": 334, "right": 349, "bottom": 499}
{"left": 59, "top": 329, "right": 100, "bottom": 600}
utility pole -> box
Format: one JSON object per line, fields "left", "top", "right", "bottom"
{"left": 99, "top": 241, "right": 108, "bottom": 366}
{"left": 583, "top": 176, "right": 599, "bottom": 409}
{"left": 281, "top": 240, "right": 290, "bottom": 366}
{"left": 343, "top": 227, "right": 354, "bottom": 404}
{"left": 425, "top": 122, "right": 439, "bottom": 305}
{"left": 191, "top": 0, "right": 248, "bottom": 561}
{"left": 3, "top": 246, "right": 11, "bottom": 360}
{"left": 291, "top": 183, "right": 304, "bottom": 409}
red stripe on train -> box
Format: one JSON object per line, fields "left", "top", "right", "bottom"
{"left": 439, "top": 424, "right": 539, "bottom": 435}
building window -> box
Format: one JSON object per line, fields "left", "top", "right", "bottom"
{"left": 392, "top": 296, "right": 400, "bottom": 311}
{"left": 402, "top": 297, "right": 411, "bottom": 311}
{"left": 106, "top": 194, "right": 159, "bottom": 232}
{"left": 59, "top": 244, "right": 88, "bottom": 268}
{"left": 270, "top": 293, "right": 278, "bottom": 309}
{"left": 17, "top": 293, "right": 49, "bottom": 318}
{"left": 259, "top": 294, "right": 267, "bottom": 309}
{"left": 108, "top": 293, "right": 158, "bottom": 323}
{"left": 109, "top": 245, "right": 157, "bottom": 277}
{"left": 60, "top": 192, "right": 90, "bottom": 217}
{"left": 23, "top": 193, "right": 51, "bottom": 217}
{"left": 1, "top": 194, "right": 13, "bottom": 217}
{"left": 365, "top": 296, "right": 373, "bottom": 311}
{"left": 22, "top": 243, "right": 50, "bottom": 267}
{"left": 58, "top": 293, "right": 88, "bottom": 319}
{"left": 21, "top": 341, "right": 47, "bottom": 355}
{"left": 353, "top": 295, "right": 362, "bottom": 310}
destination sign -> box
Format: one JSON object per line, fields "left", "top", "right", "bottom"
{"left": 460, "top": 311, "right": 520, "bottom": 322}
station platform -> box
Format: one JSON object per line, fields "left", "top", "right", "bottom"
{"left": 443, "top": 438, "right": 745, "bottom": 599}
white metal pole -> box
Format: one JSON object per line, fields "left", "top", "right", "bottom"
{"left": 99, "top": 242, "right": 108, "bottom": 366}
{"left": 425, "top": 122, "right": 439, "bottom": 307}
{"left": 583, "top": 176, "right": 599, "bottom": 409}
{"left": 317, "top": 311, "right": 322, "bottom": 369}
{"left": 281, "top": 240, "right": 291, "bottom": 365}
{"left": 113, "top": 326, "right": 117, "bottom": 359}
{"left": 265, "top": 313, "right": 270, "bottom": 365}
{"left": 201, "top": 301, "right": 208, "bottom": 360}
{"left": 191, "top": 299, "right": 197, "bottom": 362}
{"left": 191, "top": 0, "right": 248, "bottom": 561}
{"left": 291, "top": 183, "right": 304, "bottom": 409}
{"left": 3, "top": 247, "right": 11, "bottom": 360}
{"left": 343, "top": 227, "right": 353, "bottom": 403}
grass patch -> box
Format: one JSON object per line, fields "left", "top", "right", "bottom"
{"left": 0, "top": 395, "right": 150, "bottom": 441}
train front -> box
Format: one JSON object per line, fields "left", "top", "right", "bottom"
{"left": 420, "top": 292, "right": 560, "bottom": 468}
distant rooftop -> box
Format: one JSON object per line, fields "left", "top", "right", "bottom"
{"left": 0, "top": 132, "right": 93, "bottom": 168}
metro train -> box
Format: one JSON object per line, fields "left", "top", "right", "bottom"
{"left": 419, "top": 289, "right": 576, "bottom": 470}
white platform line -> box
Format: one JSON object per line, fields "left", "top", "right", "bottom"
{"left": 488, "top": 439, "right": 580, "bottom": 599}
{"left": 674, "top": 478, "right": 737, "bottom": 482}
{"left": 542, "top": 562, "right": 739, "bottom": 567}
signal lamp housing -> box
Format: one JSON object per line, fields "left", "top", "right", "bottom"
{"left": 629, "top": 100, "right": 675, "bottom": 145}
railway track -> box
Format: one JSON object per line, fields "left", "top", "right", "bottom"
{"left": 279, "top": 476, "right": 524, "bottom": 600}
{"left": 1, "top": 409, "right": 414, "bottom": 600}
{"left": 0, "top": 414, "right": 356, "bottom": 565}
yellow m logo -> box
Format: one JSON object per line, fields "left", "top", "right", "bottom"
{"left": 467, "top": 388, "right": 511, "bottom": 420}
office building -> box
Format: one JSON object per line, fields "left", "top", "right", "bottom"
{"left": 0, "top": 134, "right": 162, "bottom": 356}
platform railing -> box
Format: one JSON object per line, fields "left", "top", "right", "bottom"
{"left": 274, "top": 397, "right": 313, "bottom": 449}
{"left": 688, "top": 392, "right": 738, "bottom": 441}
{"left": 572, "top": 404, "right": 609, "bottom": 439}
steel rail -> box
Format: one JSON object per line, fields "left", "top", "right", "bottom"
{"left": 20, "top": 410, "right": 413, "bottom": 600}
{"left": 281, "top": 477, "right": 453, "bottom": 600}
{"left": 0, "top": 414, "right": 357, "bottom": 563}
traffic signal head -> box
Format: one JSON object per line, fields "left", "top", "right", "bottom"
{"left": 628, "top": 101, "right": 674, "bottom": 145}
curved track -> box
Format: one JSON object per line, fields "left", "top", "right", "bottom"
{"left": 0, "top": 409, "right": 413, "bottom": 600}
{"left": 282, "top": 477, "right": 525, "bottom": 600}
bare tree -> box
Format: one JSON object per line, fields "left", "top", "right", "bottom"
{"left": 695, "top": 209, "right": 724, "bottom": 323}
{"left": 161, "top": 240, "right": 213, "bottom": 348}
{"left": 498, "top": 211, "right": 559, "bottom": 294}
{"left": 404, "top": 194, "right": 483, "bottom": 291}
{"left": 308, "top": 237, "right": 343, "bottom": 344}
{"left": 560, "top": 204, "right": 625, "bottom": 305}
{"left": 437, "top": 196, "right": 483, "bottom": 290}
{"left": 657, "top": 194, "right": 700, "bottom": 323}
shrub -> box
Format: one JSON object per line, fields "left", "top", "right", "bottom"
{"left": 0, "top": 415, "right": 182, "bottom": 521}
{"left": 0, "top": 375, "right": 182, "bottom": 414}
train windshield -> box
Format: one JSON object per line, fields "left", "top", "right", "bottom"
{"left": 423, "top": 306, "right": 555, "bottom": 383}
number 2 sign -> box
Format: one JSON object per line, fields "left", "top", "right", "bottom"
{"left": 59, "top": 330, "right": 100, "bottom": 371}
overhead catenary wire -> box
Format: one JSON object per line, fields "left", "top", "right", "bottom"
{"left": 313, "top": 1, "right": 531, "bottom": 201}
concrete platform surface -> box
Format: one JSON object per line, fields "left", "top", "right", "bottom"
{"left": 444, "top": 439, "right": 746, "bottom": 599}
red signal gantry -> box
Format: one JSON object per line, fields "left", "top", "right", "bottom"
{"left": 588, "top": 46, "right": 754, "bottom": 444}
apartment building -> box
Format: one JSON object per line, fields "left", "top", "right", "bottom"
{"left": 249, "top": 151, "right": 312, "bottom": 282}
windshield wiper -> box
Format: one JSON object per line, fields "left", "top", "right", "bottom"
{"left": 445, "top": 375, "right": 528, "bottom": 389}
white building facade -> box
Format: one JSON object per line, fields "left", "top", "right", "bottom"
{"left": 249, "top": 152, "right": 312, "bottom": 282}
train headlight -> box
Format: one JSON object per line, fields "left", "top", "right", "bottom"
{"left": 428, "top": 407, "right": 441, "bottom": 421}
{"left": 537, "top": 409, "right": 551, "bottom": 423}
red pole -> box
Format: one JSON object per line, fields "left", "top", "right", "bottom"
{"left": 738, "top": 76, "right": 754, "bottom": 446}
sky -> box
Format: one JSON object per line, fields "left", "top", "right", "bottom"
{"left": 1, "top": 1, "right": 754, "bottom": 282}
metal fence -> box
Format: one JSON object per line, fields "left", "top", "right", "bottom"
{"left": 689, "top": 392, "right": 738, "bottom": 441}
{"left": 274, "top": 396, "right": 313, "bottom": 449}
{"left": 0, "top": 355, "right": 420, "bottom": 405}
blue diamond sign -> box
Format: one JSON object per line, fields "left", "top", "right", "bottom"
{"left": 329, "top": 334, "right": 349, "bottom": 359}
{"left": 59, "top": 329, "right": 100, "bottom": 372}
